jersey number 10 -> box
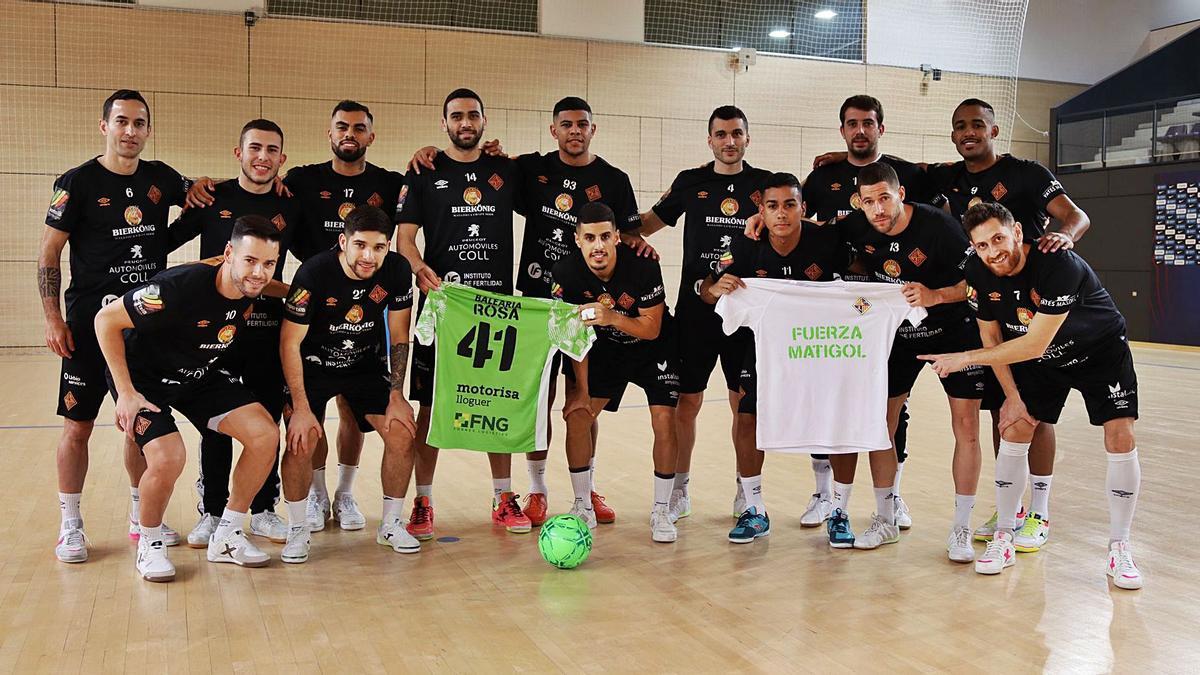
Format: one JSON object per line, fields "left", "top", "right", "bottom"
{"left": 457, "top": 321, "right": 517, "bottom": 371}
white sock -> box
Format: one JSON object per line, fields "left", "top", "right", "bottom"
{"left": 59, "top": 492, "right": 82, "bottom": 529}
{"left": 996, "top": 440, "right": 1031, "bottom": 531}
{"left": 1029, "top": 473, "right": 1053, "bottom": 517}
{"left": 588, "top": 458, "right": 596, "bottom": 493}
{"left": 140, "top": 524, "right": 163, "bottom": 544}
{"left": 310, "top": 467, "right": 329, "bottom": 500}
{"left": 285, "top": 499, "right": 306, "bottom": 530}
{"left": 954, "top": 494, "right": 976, "bottom": 529}
{"left": 735, "top": 472, "right": 744, "bottom": 495}
{"left": 1106, "top": 448, "right": 1140, "bottom": 543}
{"left": 214, "top": 507, "right": 247, "bottom": 542}
{"left": 382, "top": 495, "right": 405, "bottom": 524}
{"left": 832, "top": 481, "right": 853, "bottom": 513}
{"left": 416, "top": 484, "right": 433, "bottom": 506}
{"left": 653, "top": 473, "right": 674, "bottom": 507}
{"left": 674, "top": 471, "right": 690, "bottom": 495}
{"left": 893, "top": 461, "right": 905, "bottom": 498}
{"left": 812, "top": 459, "right": 833, "bottom": 500}
{"left": 874, "top": 486, "right": 895, "bottom": 524}
{"left": 527, "top": 459, "right": 548, "bottom": 495}
{"left": 492, "top": 477, "right": 511, "bottom": 501}
{"left": 335, "top": 463, "right": 358, "bottom": 496}
{"left": 129, "top": 487, "right": 140, "bottom": 524}
{"left": 740, "top": 474, "right": 765, "bottom": 511}
{"left": 569, "top": 467, "right": 591, "bottom": 502}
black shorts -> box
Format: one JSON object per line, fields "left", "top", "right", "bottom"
{"left": 231, "top": 339, "right": 286, "bottom": 421}
{"left": 588, "top": 340, "right": 679, "bottom": 410}
{"left": 58, "top": 319, "right": 114, "bottom": 421}
{"left": 123, "top": 371, "right": 259, "bottom": 450}
{"left": 737, "top": 347, "right": 759, "bottom": 415}
{"left": 410, "top": 341, "right": 436, "bottom": 407}
{"left": 294, "top": 365, "right": 390, "bottom": 432}
{"left": 1012, "top": 334, "right": 1138, "bottom": 426}
{"left": 676, "top": 304, "right": 749, "bottom": 394}
{"left": 889, "top": 316, "right": 988, "bottom": 399}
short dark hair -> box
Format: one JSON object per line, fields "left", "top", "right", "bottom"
{"left": 839, "top": 94, "right": 883, "bottom": 125}
{"left": 103, "top": 89, "right": 150, "bottom": 124}
{"left": 553, "top": 96, "right": 592, "bottom": 118}
{"left": 955, "top": 98, "right": 995, "bottom": 118}
{"left": 239, "top": 118, "right": 284, "bottom": 148}
{"left": 761, "top": 172, "right": 802, "bottom": 200}
{"left": 962, "top": 202, "right": 1015, "bottom": 233}
{"left": 443, "top": 88, "right": 484, "bottom": 119}
{"left": 708, "top": 105, "right": 749, "bottom": 133}
{"left": 231, "top": 214, "right": 283, "bottom": 244}
{"left": 332, "top": 100, "right": 373, "bottom": 123}
{"left": 344, "top": 205, "right": 394, "bottom": 238}
{"left": 857, "top": 162, "right": 900, "bottom": 192}
{"left": 576, "top": 201, "right": 616, "bottom": 229}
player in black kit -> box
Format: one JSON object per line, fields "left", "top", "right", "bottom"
{"left": 552, "top": 202, "right": 680, "bottom": 543}
{"left": 397, "top": 89, "right": 535, "bottom": 538}
{"left": 93, "top": 216, "right": 287, "bottom": 582}
{"left": 168, "top": 119, "right": 302, "bottom": 548}
{"left": 278, "top": 206, "right": 419, "bottom": 563}
{"left": 38, "top": 90, "right": 190, "bottom": 563}
{"left": 189, "top": 100, "right": 405, "bottom": 533}
{"left": 701, "top": 172, "right": 850, "bottom": 545}
{"left": 922, "top": 202, "right": 1143, "bottom": 590}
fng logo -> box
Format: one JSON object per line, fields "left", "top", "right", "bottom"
{"left": 452, "top": 412, "right": 510, "bottom": 433}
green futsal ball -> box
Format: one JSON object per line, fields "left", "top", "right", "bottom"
{"left": 538, "top": 514, "right": 593, "bottom": 569}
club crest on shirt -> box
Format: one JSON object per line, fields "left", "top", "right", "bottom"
{"left": 1017, "top": 307, "right": 1034, "bottom": 326}
{"left": 217, "top": 325, "right": 236, "bottom": 343}
{"left": 124, "top": 205, "right": 143, "bottom": 226}
{"left": 853, "top": 297, "right": 872, "bottom": 315}
{"left": 272, "top": 214, "right": 287, "bottom": 231}
{"left": 147, "top": 185, "right": 162, "bottom": 205}
{"left": 346, "top": 304, "right": 364, "bottom": 323}
{"left": 749, "top": 190, "right": 762, "bottom": 206}
{"left": 367, "top": 193, "right": 383, "bottom": 208}
{"left": 618, "top": 293, "right": 635, "bottom": 309}
{"left": 883, "top": 260, "right": 902, "bottom": 278}
{"left": 555, "top": 193, "right": 574, "bottom": 212}
{"left": 597, "top": 293, "right": 615, "bottom": 309}
{"left": 463, "top": 187, "right": 482, "bottom": 206}
{"left": 488, "top": 173, "right": 504, "bottom": 191}
{"left": 991, "top": 182, "right": 1008, "bottom": 201}
{"left": 369, "top": 284, "right": 387, "bottom": 304}
{"left": 908, "top": 247, "right": 927, "bottom": 267}
{"left": 338, "top": 202, "right": 355, "bottom": 220}
{"left": 720, "top": 198, "right": 738, "bottom": 217}
{"left": 805, "top": 264, "right": 823, "bottom": 280}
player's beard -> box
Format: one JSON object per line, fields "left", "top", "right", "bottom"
{"left": 332, "top": 140, "right": 367, "bottom": 163}
{"left": 232, "top": 269, "right": 267, "bottom": 298}
{"left": 241, "top": 163, "right": 276, "bottom": 186}
{"left": 848, "top": 136, "right": 876, "bottom": 161}
{"left": 449, "top": 128, "right": 482, "bottom": 150}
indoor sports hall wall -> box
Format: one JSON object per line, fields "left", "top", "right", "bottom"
{"left": 0, "top": 0, "right": 1084, "bottom": 349}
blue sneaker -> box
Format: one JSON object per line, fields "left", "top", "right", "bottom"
{"left": 827, "top": 508, "right": 855, "bottom": 549}
{"left": 728, "top": 507, "right": 770, "bottom": 544}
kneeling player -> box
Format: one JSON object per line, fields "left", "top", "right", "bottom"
{"left": 94, "top": 216, "right": 286, "bottom": 581}
{"left": 701, "top": 172, "right": 850, "bottom": 543}
{"left": 279, "top": 206, "right": 419, "bottom": 562}
{"left": 922, "top": 203, "right": 1143, "bottom": 589}
{"left": 552, "top": 202, "right": 680, "bottom": 542}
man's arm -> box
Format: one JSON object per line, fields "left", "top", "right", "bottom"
{"left": 280, "top": 319, "right": 321, "bottom": 452}
{"left": 582, "top": 302, "right": 664, "bottom": 341}
{"left": 93, "top": 297, "right": 159, "bottom": 436}
{"left": 397, "top": 223, "right": 441, "bottom": 293}
{"left": 38, "top": 226, "right": 73, "bottom": 358}
{"left": 901, "top": 279, "right": 968, "bottom": 307}
{"left": 1041, "top": 194, "right": 1090, "bottom": 251}
{"left": 637, "top": 209, "right": 669, "bottom": 237}
{"left": 978, "top": 318, "right": 1019, "bottom": 398}
{"left": 699, "top": 272, "right": 745, "bottom": 305}
{"left": 922, "top": 311, "right": 1068, "bottom": 373}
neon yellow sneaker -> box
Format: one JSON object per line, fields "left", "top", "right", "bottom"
{"left": 1013, "top": 512, "right": 1049, "bottom": 552}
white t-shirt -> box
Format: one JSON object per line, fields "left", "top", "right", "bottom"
{"left": 715, "top": 278, "right": 927, "bottom": 455}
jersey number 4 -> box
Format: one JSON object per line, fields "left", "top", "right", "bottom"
{"left": 457, "top": 321, "right": 517, "bottom": 371}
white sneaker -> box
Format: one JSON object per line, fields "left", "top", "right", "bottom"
{"left": 55, "top": 521, "right": 88, "bottom": 563}
{"left": 732, "top": 483, "right": 746, "bottom": 518}
{"left": 250, "top": 511, "right": 288, "bottom": 543}
{"left": 947, "top": 525, "right": 975, "bottom": 563}
{"left": 569, "top": 498, "right": 598, "bottom": 529}
{"left": 853, "top": 514, "right": 901, "bottom": 549}
{"left": 800, "top": 493, "right": 833, "bottom": 527}
{"left": 207, "top": 529, "right": 270, "bottom": 567}
{"left": 129, "top": 519, "right": 180, "bottom": 546}
{"left": 377, "top": 519, "right": 421, "bottom": 554}
{"left": 332, "top": 492, "right": 366, "bottom": 531}
{"left": 975, "top": 531, "right": 1016, "bottom": 575}
{"left": 1013, "top": 512, "right": 1050, "bottom": 552}
{"left": 306, "top": 492, "right": 331, "bottom": 532}
{"left": 1107, "top": 541, "right": 1143, "bottom": 590}
{"left": 667, "top": 489, "right": 691, "bottom": 523}
{"left": 281, "top": 526, "right": 310, "bottom": 564}
{"left": 650, "top": 504, "right": 678, "bottom": 543}
{"left": 136, "top": 538, "right": 175, "bottom": 582}
{"left": 187, "top": 514, "right": 218, "bottom": 548}
{"left": 894, "top": 496, "right": 912, "bottom": 530}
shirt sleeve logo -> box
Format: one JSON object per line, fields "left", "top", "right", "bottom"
{"left": 48, "top": 188, "right": 70, "bottom": 220}
{"left": 132, "top": 284, "right": 163, "bottom": 315}
{"left": 286, "top": 287, "right": 310, "bottom": 315}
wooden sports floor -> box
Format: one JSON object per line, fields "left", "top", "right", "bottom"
{"left": 0, "top": 344, "right": 1197, "bottom": 673}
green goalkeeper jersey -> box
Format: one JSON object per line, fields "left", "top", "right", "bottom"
{"left": 414, "top": 282, "right": 595, "bottom": 453}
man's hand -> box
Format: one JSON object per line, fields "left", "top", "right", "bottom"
{"left": 1037, "top": 231, "right": 1074, "bottom": 253}
{"left": 407, "top": 146, "right": 440, "bottom": 174}
{"left": 286, "top": 407, "right": 323, "bottom": 454}
{"left": 901, "top": 282, "right": 940, "bottom": 308}
{"left": 743, "top": 212, "right": 764, "bottom": 240}
{"left": 918, "top": 352, "right": 971, "bottom": 377}
{"left": 185, "top": 177, "right": 218, "bottom": 208}
{"left": 579, "top": 302, "right": 617, "bottom": 327}
{"left": 481, "top": 139, "right": 506, "bottom": 157}
{"left": 621, "top": 233, "right": 659, "bottom": 259}
{"left": 114, "top": 390, "right": 160, "bottom": 439}
{"left": 707, "top": 274, "right": 746, "bottom": 299}
{"left": 998, "top": 395, "right": 1038, "bottom": 434}
{"left": 413, "top": 263, "right": 442, "bottom": 294}
{"left": 273, "top": 175, "right": 292, "bottom": 198}
{"left": 813, "top": 151, "right": 847, "bottom": 169}
{"left": 45, "top": 315, "right": 74, "bottom": 358}
{"left": 383, "top": 394, "right": 417, "bottom": 439}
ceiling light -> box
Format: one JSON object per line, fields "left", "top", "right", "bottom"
{"left": 815, "top": 9, "right": 838, "bottom": 20}
{"left": 768, "top": 29, "right": 790, "bottom": 38}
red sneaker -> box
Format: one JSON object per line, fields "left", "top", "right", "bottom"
{"left": 492, "top": 492, "right": 532, "bottom": 533}
{"left": 591, "top": 491, "right": 616, "bottom": 524}
{"left": 406, "top": 496, "right": 435, "bottom": 541}
{"left": 523, "top": 492, "right": 549, "bottom": 527}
